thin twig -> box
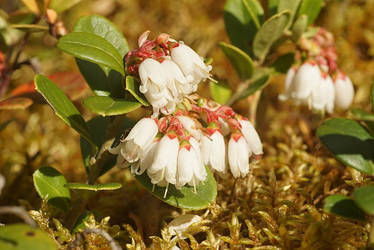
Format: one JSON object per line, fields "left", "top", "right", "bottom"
{"left": 226, "top": 79, "right": 251, "bottom": 106}
{"left": 83, "top": 228, "right": 122, "bottom": 250}
{"left": 0, "top": 206, "right": 37, "bottom": 227}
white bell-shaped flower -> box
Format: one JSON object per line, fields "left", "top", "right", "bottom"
{"left": 201, "top": 130, "right": 226, "bottom": 172}
{"left": 109, "top": 118, "right": 158, "bottom": 163}
{"left": 161, "top": 58, "right": 194, "bottom": 99}
{"left": 138, "top": 58, "right": 173, "bottom": 115}
{"left": 279, "top": 67, "right": 297, "bottom": 101}
{"left": 170, "top": 43, "right": 212, "bottom": 86}
{"left": 167, "top": 214, "right": 202, "bottom": 239}
{"left": 334, "top": 73, "right": 354, "bottom": 110}
{"left": 228, "top": 134, "right": 251, "bottom": 178}
{"left": 290, "top": 62, "right": 322, "bottom": 103}
{"left": 311, "top": 74, "right": 335, "bottom": 113}
{"left": 147, "top": 133, "right": 179, "bottom": 185}
{"left": 176, "top": 138, "right": 207, "bottom": 190}
{"left": 239, "top": 119, "right": 263, "bottom": 155}
{"left": 176, "top": 115, "right": 202, "bottom": 140}
{"left": 131, "top": 140, "right": 158, "bottom": 175}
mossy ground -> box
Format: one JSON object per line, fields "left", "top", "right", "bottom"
{"left": 0, "top": 0, "right": 373, "bottom": 249}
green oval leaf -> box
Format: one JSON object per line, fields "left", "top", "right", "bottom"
{"left": 253, "top": 10, "right": 291, "bottom": 61}
{"left": 57, "top": 32, "right": 124, "bottom": 76}
{"left": 125, "top": 76, "right": 149, "bottom": 106}
{"left": 65, "top": 183, "right": 122, "bottom": 191}
{"left": 324, "top": 195, "right": 366, "bottom": 221}
{"left": 135, "top": 166, "right": 217, "bottom": 210}
{"left": 210, "top": 80, "right": 232, "bottom": 105}
{"left": 50, "top": 0, "right": 82, "bottom": 13}
{"left": 34, "top": 75, "right": 95, "bottom": 146}
{"left": 278, "top": 0, "right": 301, "bottom": 26}
{"left": 219, "top": 42, "right": 254, "bottom": 80}
{"left": 270, "top": 53, "right": 295, "bottom": 74}
{"left": 76, "top": 58, "right": 124, "bottom": 98}
{"left": 238, "top": 68, "right": 270, "bottom": 100}
{"left": 242, "top": 0, "right": 264, "bottom": 29}
{"left": 33, "top": 166, "right": 71, "bottom": 211}
{"left": 83, "top": 96, "right": 141, "bottom": 116}
{"left": 353, "top": 186, "right": 374, "bottom": 216}
{"left": 223, "top": 0, "right": 263, "bottom": 54}
{"left": 268, "top": 0, "right": 280, "bottom": 16}
{"left": 73, "top": 15, "right": 128, "bottom": 58}
{"left": 297, "top": 0, "right": 323, "bottom": 25}
{"left": 0, "top": 224, "right": 58, "bottom": 250}
{"left": 351, "top": 109, "right": 374, "bottom": 122}
{"left": 292, "top": 14, "right": 308, "bottom": 41}
{"left": 317, "top": 118, "right": 374, "bottom": 174}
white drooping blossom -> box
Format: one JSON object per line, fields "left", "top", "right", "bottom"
{"left": 176, "top": 138, "right": 207, "bottom": 190}
{"left": 130, "top": 140, "right": 158, "bottom": 175}
{"left": 147, "top": 132, "right": 179, "bottom": 187}
{"left": 170, "top": 43, "right": 212, "bottom": 87}
{"left": 161, "top": 57, "right": 194, "bottom": 99}
{"left": 201, "top": 129, "right": 226, "bottom": 173}
{"left": 279, "top": 62, "right": 337, "bottom": 113}
{"left": 279, "top": 67, "right": 297, "bottom": 102}
{"left": 311, "top": 74, "right": 335, "bottom": 113}
{"left": 228, "top": 134, "right": 251, "bottom": 178}
{"left": 138, "top": 58, "right": 173, "bottom": 116}
{"left": 334, "top": 73, "right": 354, "bottom": 110}
{"left": 290, "top": 62, "right": 322, "bottom": 103}
{"left": 176, "top": 115, "right": 202, "bottom": 139}
{"left": 109, "top": 117, "right": 158, "bottom": 163}
{"left": 238, "top": 118, "right": 263, "bottom": 155}
{"left": 167, "top": 214, "right": 202, "bottom": 239}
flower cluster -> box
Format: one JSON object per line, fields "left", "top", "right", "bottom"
{"left": 125, "top": 31, "right": 212, "bottom": 116}
{"left": 110, "top": 32, "right": 262, "bottom": 194}
{"left": 110, "top": 97, "right": 262, "bottom": 195}
{"left": 279, "top": 28, "right": 354, "bottom": 113}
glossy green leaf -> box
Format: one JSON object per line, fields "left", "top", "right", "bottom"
{"left": 298, "top": 0, "right": 323, "bottom": 25}
{"left": 353, "top": 186, "right": 374, "bottom": 215}
{"left": 34, "top": 75, "right": 95, "bottom": 146}
{"left": 210, "top": 80, "right": 232, "bottom": 105}
{"left": 268, "top": 0, "right": 280, "bottom": 16}
{"left": 76, "top": 59, "right": 124, "bottom": 98}
{"left": 80, "top": 116, "right": 110, "bottom": 173}
{"left": 324, "top": 195, "right": 366, "bottom": 221}
{"left": 253, "top": 10, "right": 291, "bottom": 61}
{"left": 278, "top": 0, "right": 301, "bottom": 26}
{"left": 135, "top": 166, "right": 217, "bottom": 210}
{"left": 33, "top": 166, "right": 71, "bottom": 211}
{"left": 292, "top": 14, "right": 308, "bottom": 41}
{"left": 270, "top": 53, "right": 294, "bottom": 74}
{"left": 317, "top": 118, "right": 374, "bottom": 174}
{"left": 57, "top": 32, "right": 124, "bottom": 76}
{"left": 219, "top": 42, "right": 254, "bottom": 80}
{"left": 65, "top": 182, "right": 122, "bottom": 191}
{"left": 223, "top": 0, "right": 263, "bottom": 54}
{"left": 242, "top": 0, "right": 264, "bottom": 29}
{"left": 0, "top": 224, "right": 58, "bottom": 250}
{"left": 371, "top": 84, "right": 374, "bottom": 112}
{"left": 238, "top": 68, "right": 270, "bottom": 100}
{"left": 83, "top": 96, "right": 141, "bottom": 116}
{"left": 125, "top": 75, "right": 149, "bottom": 106}
{"left": 73, "top": 15, "right": 128, "bottom": 58}
{"left": 50, "top": 0, "right": 82, "bottom": 13}
{"left": 351, "top": 109, "right": 374, "bottom": 122}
